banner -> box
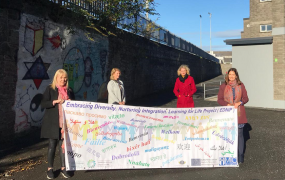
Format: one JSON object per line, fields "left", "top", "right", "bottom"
{"left": 62, "top": 101, "right": 238, "bottom": 170}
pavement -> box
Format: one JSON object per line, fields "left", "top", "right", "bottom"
{"left": 1, "top": 75, "right": 285, "bottom": 180}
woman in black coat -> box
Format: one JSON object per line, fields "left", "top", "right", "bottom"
{"left": 41, "top": 69, "right": 75, "bottom": 179}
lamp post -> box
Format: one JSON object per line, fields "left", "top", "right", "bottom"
{"left": 146, "top": 0, "right": 149, "bottom": 19}
{"left": 208, "top": 12, "right": 212, "bottom": 53}
{"left": 200, "top": 15, "right": 202, "bottom": 49}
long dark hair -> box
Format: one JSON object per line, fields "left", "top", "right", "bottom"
{"left": 225, "top": 68, "right": 242, "bottom": 85}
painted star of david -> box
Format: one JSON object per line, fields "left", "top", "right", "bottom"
{"left": 22, "top": 56, "right": 50, "bottom": 89}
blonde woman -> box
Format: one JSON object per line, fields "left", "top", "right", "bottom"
{"left": 41, "top": 69, "right": 75, "bottom": 179}
{"left": 173, "top": 64, "right": 197, "bottom": 108}
{"left": 107, "top": 68, "right": 126, "bottom": 105}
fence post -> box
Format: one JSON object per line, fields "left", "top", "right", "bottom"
{"left": 204, "top": 83, "right": 206, "bottom": 100}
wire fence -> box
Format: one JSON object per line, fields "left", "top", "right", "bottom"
{"left": 49, "top": 0, "right": 219, "bottom": 63}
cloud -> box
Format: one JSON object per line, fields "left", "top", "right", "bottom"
{"left": 177, "top": 29, "right": 242, "bottom": 38}
{"left": 202, "top": 45, "right": 231, "bottom": 51}
{"left": 213, "top": 29, "right": 242, "bottom": 38}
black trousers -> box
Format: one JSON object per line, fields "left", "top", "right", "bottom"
{"left": 238, "top": 128, "right": 245, "bottom": 161}
{"left": 47, "top": 138, "right": 65, "bottom": 168}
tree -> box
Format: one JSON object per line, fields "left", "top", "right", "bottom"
{"left": 65, "top": 0, "right": 159, "bottom": 37}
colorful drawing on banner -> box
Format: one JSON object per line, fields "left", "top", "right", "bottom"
{"left": 22, "top": 56, "right": 50, "bottom": 89}
{"left": 84, "top": 57, "right": 93, "bottom": 87}
{"left": 63, "top": 48, "right": 85, "bottom": 93}
{"left": 63, "top": 103, "right": 238, "bottom": 169}
{"left": 24, "top": 19, "right": 44, "bottom": 56}
{"left": 29, "top": 94, "right": 45, "bottom": 123}
{"left": 231, "top": 123, "right": 237, "bottom": 141}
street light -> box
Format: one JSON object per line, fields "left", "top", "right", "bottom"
{"left": 200, "top": 15, "right": 202, "bottom": 49}
{"left": 208, "top": 12, "right": 212, "bottom": 53}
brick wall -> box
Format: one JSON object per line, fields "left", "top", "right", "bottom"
{"left": 0, "top": 8, "right": 20, "bottom": 147}
{"left": 272, "top": 0, "right": 285, "bottom": 100}
{"left": 241, "top": 0, "right": 273, "bottom": 38}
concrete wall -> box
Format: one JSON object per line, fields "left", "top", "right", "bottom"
{"left": 0, "top": 2, "right": 221, "bottom": 146}
{"left": 232, "top": 44, "right": 285, "bottom": 109}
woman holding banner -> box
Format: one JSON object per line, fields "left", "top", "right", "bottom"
{"left": 173, "top": 64, "right": 197, "bottom": 108}
{"left": 217, "top": 68, "right": 249, "bottom": 164}
{"left": 107, "top": 68, "right": 126, "bottom": 105}
{"left": 41, "top": 69, "right": 75, "bottom": 179}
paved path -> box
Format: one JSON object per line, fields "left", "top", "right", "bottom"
{"left": 1, "top": 77, "right": 285, "bottom": 180}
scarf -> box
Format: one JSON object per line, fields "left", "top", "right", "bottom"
{"left": 224, "top": 80, "right": 242, "bottom": 116}
{"left": 179, "top": 74, "right": 188, "bottom": 83}
{"left": 56, "top": 85, "right": 69, "bottom": 153}
{"left": 113, "top": 80, "right": 124, "bottom": 100}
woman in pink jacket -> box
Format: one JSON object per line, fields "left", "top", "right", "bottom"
{"left": 217, "top": 68, "right": 249, "bottom": 164}
{"left": 173, "top": 65, "right": 197, "bottom": 108}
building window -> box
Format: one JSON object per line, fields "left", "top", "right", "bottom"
{"left": 260, "top": 24, "right": 272, "bottom": 32}
{"left": 260, "top": 0, "right": 271, "bottom": 2}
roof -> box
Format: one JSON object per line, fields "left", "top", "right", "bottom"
{"left": 224, "top": 37, "right": 273, "bottom": 46}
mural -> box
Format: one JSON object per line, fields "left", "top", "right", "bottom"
{"left": 14, "top": 13, "right": 109, "bottom": 133}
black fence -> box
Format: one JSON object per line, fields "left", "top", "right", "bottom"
{"left": 49, "top": 0, "right": 219, "bottom": 63}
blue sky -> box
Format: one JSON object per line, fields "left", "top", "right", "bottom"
{"left": 150, "top": 0, "right": 250, "bottom": 51}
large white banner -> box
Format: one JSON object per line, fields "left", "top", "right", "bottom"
{"left": 62, "top": 101, "right": 238, "bottom": 170}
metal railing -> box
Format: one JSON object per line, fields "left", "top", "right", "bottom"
{"left": 201, "top": 81, "right": 222, "bottom": 100}
{"left": 49, "top": 0, "right": 219, "bottom": 63}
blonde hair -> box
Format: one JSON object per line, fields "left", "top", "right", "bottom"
{"left": 51, "top": 69, "right": 68, "bottom": 90}
{"left": 177, "top": 64, "right": 190, "bottom": 76}
{"left": 110, "top": 68, "right": 121, "bottom": 80}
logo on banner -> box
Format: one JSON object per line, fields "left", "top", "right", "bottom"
{"left": 191, "top": 159, "right": 201, "bottom": 166}
{"left": 219, "top": 157, "right": 237, "bottom": 166}
{"left": 179, "top": 160, "right": 186, "bottom": 165}
{"left": 87, "top": 159, "right": 96, "bottom": 168}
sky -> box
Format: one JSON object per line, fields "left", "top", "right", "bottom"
{"left": 149, "top": 0, "right": 250, "bottom": 52}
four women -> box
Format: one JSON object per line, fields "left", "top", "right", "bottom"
{"left": 41, "top": 66, "right": 249, "bottom": 178}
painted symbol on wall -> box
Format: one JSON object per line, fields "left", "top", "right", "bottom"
{"left": 15, "top": 84, "right": 34, "bottom": 108}
{"left": 100, "top": 50, "right": 107, "bottom": 79}
{"left": 47, "top": 35, "right": 61, "bottom": 49}
{"left": 23, "top": 56, "right": 50, "bottom": 89}
{"left": 84, "top": 57, "right": 93, "bottom": 87}
{"left": 63, "top": 47, "right": 85, "bottom": 93}
{"left": 24, "top": 19, "right": 44, "bottom": 56}
{"left": 15, "top": 109, "right": 31, "bottom": 132}
{"left": 30, "top": 94, "right": 45, "bottom": 123}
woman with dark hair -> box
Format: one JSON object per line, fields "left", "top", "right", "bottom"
{"left": 173, "top": 64, "right": 197, "bottom": 108}
{"left": 217, "top": 68, "right": 249, "bottom": 164}
{"left": 41, "top": 69, "right": 75, "bottom": 179}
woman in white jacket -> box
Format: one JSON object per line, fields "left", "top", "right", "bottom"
{"left": 107, "top": 68, "right": 126, "bottom": 105}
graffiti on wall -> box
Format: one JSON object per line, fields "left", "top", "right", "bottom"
{"left": 14, "top": 13, "right": 109, "bottom": 133}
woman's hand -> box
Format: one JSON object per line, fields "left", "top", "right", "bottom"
{"left": 119, "top": 102, "right": 125, "bottom": 105}
{"left": 53, "top": 99, "right": 65, "bottom": 105}
{"left": 234, "top": 102, "right": 242, "bottom": 109}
